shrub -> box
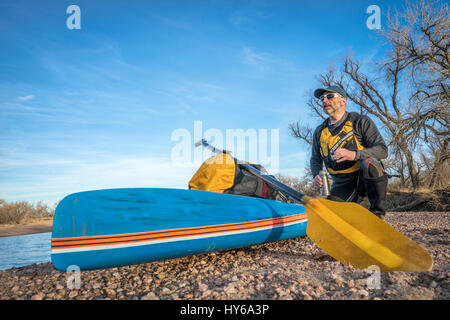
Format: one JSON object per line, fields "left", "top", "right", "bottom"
{"left": 0, "top": 199, "right": 54, "bottom": 225}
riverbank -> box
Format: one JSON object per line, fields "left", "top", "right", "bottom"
{"left": 0, "top": 218, "right": 53, "bottom": 237}
{"left": 0, "top": 211, "right": 448, "bottom": 300}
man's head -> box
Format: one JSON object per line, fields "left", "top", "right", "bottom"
{"left": 313, "top": 85, "right": 347, "bottom": 118}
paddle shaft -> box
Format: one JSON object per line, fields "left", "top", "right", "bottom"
{"left": 195, "top": 139, "right": 308, "bottom": 204}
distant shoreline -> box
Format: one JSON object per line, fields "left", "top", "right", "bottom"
{"left": 0, "top": 218, "right": 53, "bottom": 237}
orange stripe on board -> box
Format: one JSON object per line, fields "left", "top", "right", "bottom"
{"left": 52, "top": 213, "right": 307, "bottom": 249}
{"left": 52, "top": 213, "right": 306, "bottom": 244}
{"left": 52, "top": 213, "right": 306, "bottom": 243}
{"left": 51, "top": 214, "right": 307, "bottom": 248}
{"left": 52, "top": 219, "right": 302, "bottom": 250}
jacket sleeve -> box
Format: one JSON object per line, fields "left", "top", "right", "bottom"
{"left": 310, "top": 126, "right": 324, "bottom": 177}
{"left": 354, "top": 115, "right": 388, "bottom": 160}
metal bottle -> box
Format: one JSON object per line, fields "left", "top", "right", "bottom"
{"left": 319, "top": 170, "right": 330, "bottom": 196}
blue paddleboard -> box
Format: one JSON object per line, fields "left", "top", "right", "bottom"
{"left": 51, "top": 188, "right": 308, "bottom": 270}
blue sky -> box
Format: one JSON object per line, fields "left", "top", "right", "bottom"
{"left": 0, "top": 0, "right": 405, "bottom": 206}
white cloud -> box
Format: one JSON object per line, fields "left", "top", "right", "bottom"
{"left": 0, "top": 156, "right": 200, "bottom": 206}
{"left": 17, "top": 95, "right": 34, "bottom": 101}
{"left": 0, "top": 148, "right": 313, "bottom": 206}
{"left": 242, "top": 47, "right": 271, "bottom": 67}
{"left": 240, "top": 47, "right": 302, "bottom": 75}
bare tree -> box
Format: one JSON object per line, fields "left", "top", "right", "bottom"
{"left": 382, "top": 0, "right": 449, "bottom": 188}
{"left": 290, "top": 0, "right": 449, "bottom": 190}
{"left": 289, "top": 93, "right": 327, "bottom": 146}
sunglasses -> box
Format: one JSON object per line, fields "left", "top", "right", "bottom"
{"left": 319, "top": 93, "right": 341, "bottom": 101}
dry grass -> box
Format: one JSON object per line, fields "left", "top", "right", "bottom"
{"left": 0, "top": 199, "right": 55, "bottom": 225}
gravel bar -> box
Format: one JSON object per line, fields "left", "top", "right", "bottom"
{"left": 0, "top": 211, "right": 448, "bottom": 300}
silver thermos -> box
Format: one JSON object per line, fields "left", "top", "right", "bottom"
{"left": 319, "top": 170, "right": 330, "bottom": 196}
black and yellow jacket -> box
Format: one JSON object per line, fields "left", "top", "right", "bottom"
{"left": 310, "top": 112, "right": 388, "bottom": 177}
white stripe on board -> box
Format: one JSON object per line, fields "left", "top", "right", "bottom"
{"left": 51, "top": 219, "right": 307, "bottom": 254}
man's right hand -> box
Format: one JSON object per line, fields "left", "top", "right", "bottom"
{"left": 313, "top": 174, "right": 323, "bottom": 188}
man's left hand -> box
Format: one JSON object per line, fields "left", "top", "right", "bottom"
{"left": 333, "top": 148, "right": 356, "bottom": 163}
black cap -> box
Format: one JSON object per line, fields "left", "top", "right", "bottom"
{"left": 314, "top": 85, "right": 347, "bottom": 99}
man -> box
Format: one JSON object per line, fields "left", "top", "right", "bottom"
{"left": 310, "top": 85, "right": 389, "bottom": 218}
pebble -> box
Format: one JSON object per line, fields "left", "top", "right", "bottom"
{"left": 31, "top": 293, "right": 45, "bottom": 300}
{"left": 223, "top": 283, "right": 237, "bottom": 295}
{"left": 141, "top": 292, "right": 159, "bottom": 300}
{"left": 358, "top": 289, "right": 369, "bottom": 298}
{"left": 198, "top": 283, "right": 208, "bottom": 292}
{"left": 160, "top": 288, "right": 171, "bottom": 295}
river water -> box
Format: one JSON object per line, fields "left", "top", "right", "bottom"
{"left": 0, "top": 232, "right": 51, "bottom": 271}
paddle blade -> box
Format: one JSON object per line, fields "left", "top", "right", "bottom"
{"left": 305, "top": 198, "right": 433, "bottom": 272}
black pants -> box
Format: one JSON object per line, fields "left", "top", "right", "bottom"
{"left": 327, "top": 158, "right": 388, "bottom": 214}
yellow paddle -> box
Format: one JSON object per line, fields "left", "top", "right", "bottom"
{"left": 196, "top": 139, "right": 433, "bottom": 272}
{"left": 303, "top": 196, "right": 433, "bottom": 272}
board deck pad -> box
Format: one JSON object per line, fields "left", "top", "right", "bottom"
{"left": 51, "top": 188, "right": 308, "bottom": 270}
